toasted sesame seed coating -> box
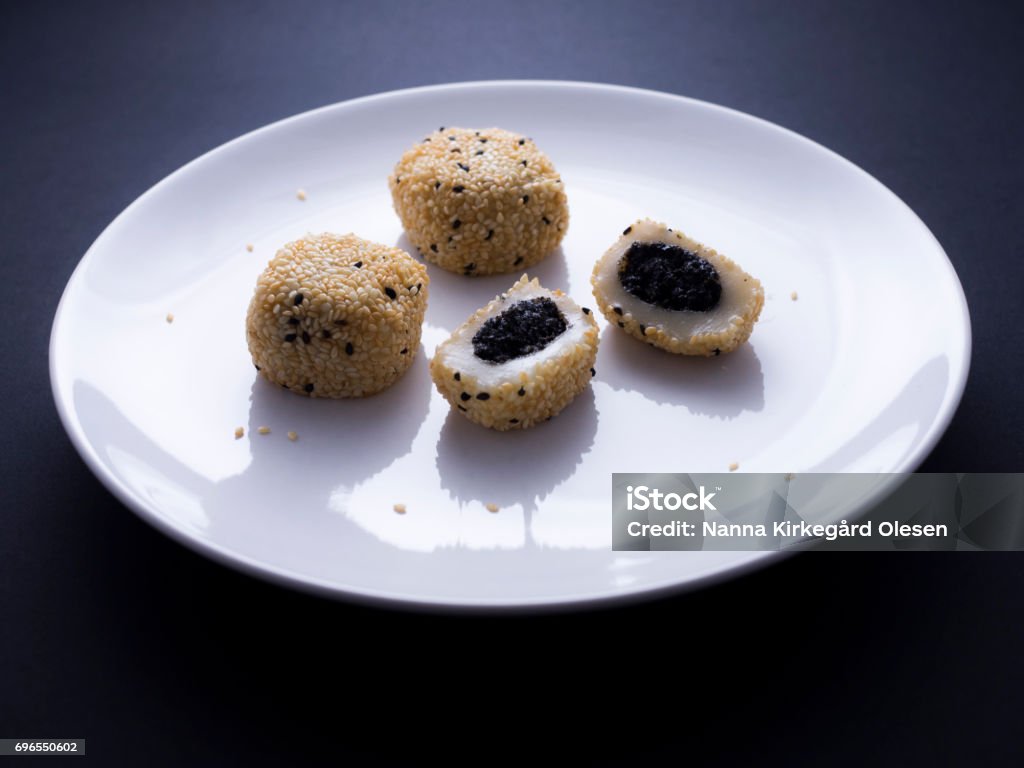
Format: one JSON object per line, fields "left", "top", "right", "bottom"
{"left": 246, "top": 233, "right": 429, "bottom": 398}
{"left": 430, "top": 275, "right": 598, "bottom": 430}
{"left": 591, "top": 219, "right": 764, "bottom": 356}
{"left": 389, "top": 128, "right": 568, "bottom": 276}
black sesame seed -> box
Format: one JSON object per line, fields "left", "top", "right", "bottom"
{"left": 623, "top": 226, "right": 632, "bottom": 235}
{"left": 613, "top": 306, "right": 624, "bottom": 315}
{"left": 510, "top": 418, "right": 519, "bottom": 424}
{"left": 542, "top": 216, "right": 550, "bottom": 225}
{"left": 448, "top": 135, "right": 456, "bottom": 141}
{"left": 476, "top": 392, "right": 490, "bottom": 401}
{"left": 322, "top": 330, "right": 331, "bottom": 339}
{"left": 457, "top": 163, "right": 469, "bottom": 172}
{"left": 396, "top": 177, "right": 401, "bottom": 183}
{"left": 460, "top": 392, "right": 471, "bottom": 401}
{"left": 582, "top": 307, "right": 591, "bottom": 315}
{"left": 294, "top": 293, "right": 304, "bottom": 306}
{"left": 514, "top": 257, "right": 523, "bottom": 266}
{"left": 385, "top": 287, "right": 397, "bottom": 300}
{"left": 475, "top": 150, "right": 484, "bottom": 156}
{"left": 416, "top": 283, "right": 422, "bottom": 291}
{"left": 254, "top": 364, "right": 261, "bottom": 370}
{"left": 450, "top": 148, "right": 461, "bottom": 153}
{"left": 518, "top": 387, "right": 526, "bottom": 396}
{"left": 713, "top": 348, "right": 721, "bottom": 356}
{"left": 465, "top": 262, "right": 476, "bottom": 271}
{"left": 423, "top": 138, "right": 431, "bottom": 142}
{"left": 429, "top": 245, "right": 438, "bottom": 255}
{"left": 618, "top": 321, "right": 625, "bottom": 328}
{"left": 304, "top": 383, "right": 314, "bottom": 393}
{"left": 354, "top": 261, "right": 362, "bottom": 268}
{"left": 345, "top": 342, "right": 354, "bottom": 355}
{"left": 458, "top": 405, "right": 467, "bottom": 412}
{"left": 521, "top": 160, "right": 527, "bottom": 167}
{"left": 284, "top": 333, "right": 297, "bottom": 342}
{"left": 518, "top": 139, "right": 525, "bottom": 145}
{"left": 448, "top": 235, "right": 454, "bottom": 242}
{"left": 454, "top": 372, "right": 461, "bottom": 381}
{"left": 591, "top": 368, "right": 596, "bottom": 376}
{"left": 452, "top": 219, "right": 461, "bottom": 229}
{"left": 288, "top": 317, "right": 299, "bottom": 325}
{"left": 485, "top": 229, "right": 494, "bottom": 241}
{"left": 439, "top": 126, "right": 445, "bottom": 131}
{"left": 453, "top": 185, "right": 464, "bottom": 193}
{"left": 479, "top": 138, "right": 487, "bottom": 143}
{"left": 522, "top": 195, "right": 529, "bottom": 204}
{"left": 401, "top": 347, "right": 408, "bottom": 354}
{"left": 639, "top": 324, "right": 646, "bottom": 334}
{"left": 302, "top": 331, "right": 311, "bottom": 343}
{"left": 434, "top": 182, "right": 441, "bottom": 190}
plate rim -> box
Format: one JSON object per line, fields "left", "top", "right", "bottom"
{"left": 48, "top": 79, "right": 972, "bottom": 611}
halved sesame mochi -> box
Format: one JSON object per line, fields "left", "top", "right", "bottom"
{"left": 246, "top": 233, "right": 428, "bottom": 398}
{"left": 389, "top": 127, "right": 568, "bottom": 276}
{"left": 591, "top": 219, "right": 764, "bottom": 356}
{"left": 430, "top": 275, "right": 598, "bottom": 430}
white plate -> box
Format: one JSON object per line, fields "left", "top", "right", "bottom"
{"left": 50, "top": 81, "right": 970, "bottom": 609}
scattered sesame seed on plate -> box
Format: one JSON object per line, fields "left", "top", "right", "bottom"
{"left": 729, "top": 462, "right": 739, "bottom": 472}
{"left": 393, "top": 503, "right": 407, "bottom": 514}
{"left": 296, "top": 188, "right": 307, "bottom": 201}
{"left": 791, "top": 291, "right": 799, "bottom": 301}
{"left": 234, "top": 426, "right": 244, "bottom": 439}
{"left": 257, "top": 426, "right": 271, "bottom": 435}
{"left": 486, "top": 503, "right": 500, "bottom": 513}
{"left": 165, "top": 313, "right": 174, "bottom": 323}
{"left": 246, "top": 243, "right": 254, "bottom": 252}
{"left": 287, "top": 431, "right": 298, "bottom": 442}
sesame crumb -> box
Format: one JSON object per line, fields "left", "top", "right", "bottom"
{"left": 486, "top": 503, "right": 499, "bottom": 513}
{"left": 165, "top": 313, "right": 174, "bottom": 323}
{"left": 729, "top": 462, "right": 739, "bottom": 472}
{"left": 257, "top": 426, "right": 271, "bottom": 435}
{"left": 790, "top": 291, "right": 799, "bottom": 301}
{"left": 393, "top": 503, "right": 406, "bottom": 514}
{"left": 296, "top": 188, "right": 307, "bottom": 201}
{"left": 234, "top": 426, "right": 244, "bottom": 439}
{"left": 287, "top": 431, "right": 298, "bottom": 442}
{"left": 246, "top": 243, "right": 254, "bottom": 252}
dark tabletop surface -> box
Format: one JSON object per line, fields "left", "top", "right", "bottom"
{"left": 3, "top": 0, "right": 1023, "bottom": 765}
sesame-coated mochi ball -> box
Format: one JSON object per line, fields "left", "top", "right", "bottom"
{"left": 388, "top": 127, "right": 569, "bottom": 276}
{"left": 246, "top": 233, "right": 429, "bottom": 398}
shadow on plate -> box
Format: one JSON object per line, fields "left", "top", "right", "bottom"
{"left": 596, "top": 325, "right": 765, "bottom": 418}
{"left": 435, "top": 385, "right": 598, "bottom": 513}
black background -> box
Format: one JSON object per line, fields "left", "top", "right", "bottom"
{"left": 3, "top": 1, "right": 1023, "bottom": 765}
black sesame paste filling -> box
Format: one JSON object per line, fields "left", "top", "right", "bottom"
{"left": 472, "top": 297, "right": 568, "bottom": 364}
{"left": 618, "top": 241, "right": 722, "bottom": 312}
